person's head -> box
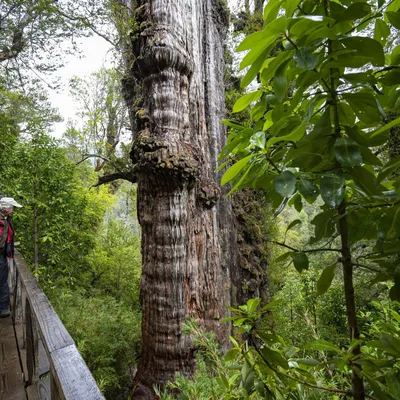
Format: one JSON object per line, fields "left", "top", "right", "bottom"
{"left": 0, "top": 197, "right": 23, "bottom": 216}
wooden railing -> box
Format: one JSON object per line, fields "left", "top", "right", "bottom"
{"left": 10, "top": 251, "right": 104, "bottom": 399}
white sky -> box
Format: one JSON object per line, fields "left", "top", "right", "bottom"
{"left": 48, "top": 35, "right": 112, "bottom": 138}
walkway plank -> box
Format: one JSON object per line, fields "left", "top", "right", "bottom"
{"left": 0, "top": 316, "right": 26, "bottom": 400}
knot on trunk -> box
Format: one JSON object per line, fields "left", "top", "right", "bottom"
{"left": 198, "top": 178, "right": 220, "bottom": 209}
{"left": 135, "top": 137, "right": 201, "bottom": 184}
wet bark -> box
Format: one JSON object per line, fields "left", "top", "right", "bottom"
{"left": 121, "top": 0, "right": 233, "bottom": 397}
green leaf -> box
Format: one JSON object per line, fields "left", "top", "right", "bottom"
{"left": 250, "top": 131, "right": 266, "bottom": 149}
{"left": 343, "top": 92, "right": 382, "bottom": 124}
{"left": 337, "top": 2, "right": 371, "bottom": 21}
{"left": 293, "top": 48, "right": 319, "bottom": 70}
{"left": 391, "top": 45, "right": 400, "bottom": 65}
{"left": 386, "top": 11, "right": 400, "bottom": 30}
{"left": 247, "top": 298, "right": 261, "bottom": 313}
{"left": 221, "top": 120, "right": 246, "bottom": 130}
{"left": 317, "top": 264, "right": 337, "bottom": 295}
{"left": 293, "top": 193, "right": 303, "bottom": 212}
{"left": 351, "top": 166, "right": 383, "bottom": 196}
{"left": 298, "top": 179, "right": 319, "bottom": 201}
{"left": 267, "top": 122, "right": 306, "bottom": 149}
{"left": 286, "top": 219, "right": 302, "bottom": 234}
{"left": 274, "top": 59, "right": 291, "bottom": 103}
{"left": 274, "top": 170, "right": 297, "bottom": 197}
{"left": 320, "top": 174, "right": 345, "bottom": 208}
{"left": 260, "top": 50, "right": 294, "bottom": 85}
{"left": 380, "top": 69, "right": 400, "bottom": 86}
{"left": 378, "top": 156, "right": 400, "bottom": 182}
{"left": 370, "top": 116, "right": 400, "bottom": 137}
{"left": 274, "top": 251, "right": 294, "bottom": 263}
{"left": 233, "top": 91, "right": 263, "bottom": 113}
{"left": 337, "top": 102, "right": 356, "bottom": 127}
{"left": 374, "top": 19, "right": 390, "bottom": 46}
{"left": 340, "top": 37, "right": 385, "bottom": 66}
{"left": 239, "top": 36, "right": 277, "bottom": 71}
{"left": 305, "top": 339, "right": 341, "bottom": 353}
{"left": 260, "top": 347, "right": 289, "bottom": 370}
{"left": 221, "top": 154, "right": 253, "bottom": 186}
{"left": 334, "top": 138, "right": 362, "bottom": 167}
{"left": 225, "top": 348, "right": 239, "bottom": 362}
{"left": 292, "top": 251, "right": 309, "bottom": 273}
{"left": 241, "top": 361, "right": 255, "bottom": 394}
{"left": 241, "top": 47, "right": 272, "bottom": 88}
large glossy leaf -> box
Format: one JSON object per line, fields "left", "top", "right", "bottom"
{"left": 294, "top": 48, "right": 319, "bottom": 70}
{"left": 351, "top": 166, "right": 383, "bottom": 196}
{"left": 233, "top": 90, "right": 262, "bottom": 113}
{"left": 266, "top": 122, "right": 306, "bottom": 149}
{"left": 320, "top": 174, "right": 345, "bottom": 208}
{"left": 336, "top": 2, "right": 371, "bottom": 21}
{"left": 374, "top": 19, "right": 390, "bottom": 46}
{"left": 239, "top": 36, "right": 277, "bottom": 71}
{"left": 221, "top": 154, "right": 253, "bottom": 186}
{"left": 317, "top": 264, "right": 337, "bottom": 295}
{"left": 340, "top": 37, "right": 384, "bottom": 66}
{"left": 260, "top": 347, "right": 289, "bottom": 370}
{"left": 334, "top": 138, "right": 362, "bottom": 167}
{"left": 391, "top": 45, "right": 400, "bottom": 65}
{"left": 386, "top": 11, "right": 400, "bottom": 30}
{"left": 380, "top": 70, "right": 400, "bottom": 86}
{"left": 274, "top": 59, "right": 291, "bottom": 103}
{"left": 344, "top": 92, "right": 382, "bottom": 124}
{"left": 250, "top": 131, "right": 266, "bottom": 149}
{"left": 297, "top": 179, "right": 319, "bottom": 201}
{"left": 241, "top": 47, "right": 272, "bottom": 88}
{"left": 292, "top": 251, "right": 309, "bottom": 273}
{"left": 370, "top": 116, "right": 400, "bottom": 138}
{"left": 274, "top": 170, "right": 297, "bottom": 197}
{"left": 378, "top": 156, "right": 400, "bottom": 182}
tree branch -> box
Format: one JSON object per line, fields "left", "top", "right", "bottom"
{"left": 91, "top": 169, "right": 138, "bottom": 188}
{"left": 76, "top": 154, "right": 111, "bottom": 166}
{"left": 270, "top": 241, "right": 342, "bottom": 253}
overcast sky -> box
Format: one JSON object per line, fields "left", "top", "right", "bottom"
{"left": 48, "top": 35, "right": 112, "bottom": 138}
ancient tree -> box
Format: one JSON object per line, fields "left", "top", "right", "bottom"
{"left": 120, "top": 0, "right": 234, "bottom": 396}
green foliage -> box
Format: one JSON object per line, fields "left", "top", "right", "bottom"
{"left": 218, "top": 1, "right": 400, "bottom": 398}
{"left": 162, "top": 297, "right": 400, "bottom": 400}
{"left": 49, "top": 288, "right": 141, "bottom": 397}
{"left": 220, "top": 0, "right": 400, "bottom": 301}
{"left": 0, "top": 0, "right": 119, "bottom": 86}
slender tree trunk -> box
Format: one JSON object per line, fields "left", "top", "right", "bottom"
{"left": 33, "top": 183, "right": 39, "bottom": 277}
{"left": 122, "top": 0, "right": 233, "bottom": 397}
{"left": 338, "top": 203, "right": 365, "bottom": 400}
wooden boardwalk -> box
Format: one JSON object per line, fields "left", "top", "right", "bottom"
{"left": 0, "top": 314, "right": 26, "bottom": 400}
{"left": 0, "top": 253, "right": 104, "bottom": 400}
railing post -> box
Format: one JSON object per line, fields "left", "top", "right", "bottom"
{"left": 25, "top": 300, "right": 39, "bottom": 386}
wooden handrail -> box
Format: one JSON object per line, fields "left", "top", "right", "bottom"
{"left": 10, "top": 251, "right": 104, "bottom": 400}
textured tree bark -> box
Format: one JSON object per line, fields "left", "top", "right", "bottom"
{"left": 122, "top": 0, "right": 233, "bottom": 397}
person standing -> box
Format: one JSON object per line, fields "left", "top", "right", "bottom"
{"left": 0, "top": 197, "right": 22, "bottom": 318}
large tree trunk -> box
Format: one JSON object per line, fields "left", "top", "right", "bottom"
{"left": 122, "top": 0, "right": 233, "bottom": 397}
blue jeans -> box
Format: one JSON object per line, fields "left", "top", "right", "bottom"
{"left": 0, "top": 255, "right": 9, "bottom": 310}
